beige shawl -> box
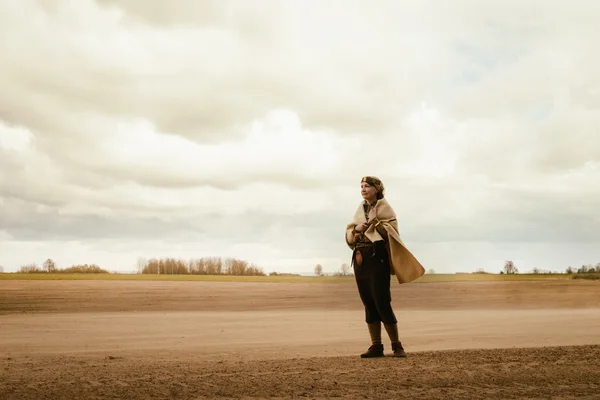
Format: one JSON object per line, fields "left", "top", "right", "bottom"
{"left": 346, "top": 198, "right": 425, "bottom": 284}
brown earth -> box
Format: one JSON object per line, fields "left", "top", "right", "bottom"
{"left": 1, "top": 279, "right": 599, "bottom": 399}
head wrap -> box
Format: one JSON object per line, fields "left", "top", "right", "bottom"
{"left": 361, "top": 176, "right": 385, "bottom": 199}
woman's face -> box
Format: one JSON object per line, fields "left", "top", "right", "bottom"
{"left": 361, "top": 182, "right": 377, "bottom": 203}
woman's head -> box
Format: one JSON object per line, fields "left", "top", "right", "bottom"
{"left": 360, "top": 176, "right": 384, "bottom": 202}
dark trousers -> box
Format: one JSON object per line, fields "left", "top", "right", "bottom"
{"left": 353, "top": 241, "right": 397, "bottom": 325}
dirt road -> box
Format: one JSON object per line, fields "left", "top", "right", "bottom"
{"left": 1, "top": 279, "right": 599, "bottom": 399}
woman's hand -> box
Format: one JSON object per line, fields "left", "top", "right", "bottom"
{"left": 354, "top": 223, "right": 369, "bottom": 232}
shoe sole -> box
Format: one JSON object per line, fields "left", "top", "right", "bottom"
{"left": 360, "top": 354, "right": 384, "bottom": 358}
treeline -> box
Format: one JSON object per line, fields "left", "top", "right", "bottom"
{"left": 138, "top": 257, "right": 265, "bottom": 276}
{"left": 499, "top": 260, "right": 600, "bottom": 275}
{"left": 565, "top": 264, "right": 600, "bottom": 274}
{"left": 19, "top": 259, "right": 109, "bottom": 274}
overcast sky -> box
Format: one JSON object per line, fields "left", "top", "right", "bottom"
{"left": 1, "top": 0, "right": 599, "bottom": 274}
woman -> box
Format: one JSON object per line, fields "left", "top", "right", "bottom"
{"left": 345, "top": 176, "right": 425, "bottom": 358}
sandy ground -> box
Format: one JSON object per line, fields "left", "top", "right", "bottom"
{"left": 1, "top": 279, "right": 600, "bottom": 399}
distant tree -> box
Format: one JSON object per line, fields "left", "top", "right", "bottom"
{"left": 566, "top": 266, "right": 573, "bottom": 274}
{"left": 503, "top": 260, "right": 518, "bottom": 274}
{"left": 0, "top": 265, "right": 4, "bottom": 273}
{"left": 577, "top": 265, "right": 589, "bottom": 274}
{"left": 532, "top": 267, "right": 540, "bottom": 274}
{"left": 314, "top": 264, "right": 323, "bottom": 276}
{"left": 335, "top": 263, "right": 352, "bottom": 276}
{"left": 136, "top": 257, "right": 147, "bottom": 274}
{"left": 19, "top": 263, "right": 41, "bottom": 273}
{"left": 474, "top": 268, "right": 487, "bottom": 274}
{"left": 141, "top": 257, "right": 264, "bottom": 276}
{"left": 43, "top": 259, "right": 57, "bottom": 273}
{"left": 427, "top": 268, "right": 436, "bottom": 274}
{"left": 342, "top": 263, "right": 352, "bottom": 276}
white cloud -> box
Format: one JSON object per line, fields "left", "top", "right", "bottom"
{"left": 80, "top": 108, "right": 360, "bottom": 188}
{"left": 1, "top": 0, "right": 599, "bottom": 273}
{"left": 0, "top": 123, "right": 33, "bottom": 153}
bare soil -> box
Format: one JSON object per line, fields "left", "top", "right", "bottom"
{"left": 1, "top": 279, "right": 599, "bottom": 399}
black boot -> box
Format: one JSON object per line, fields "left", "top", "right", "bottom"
{"left": 391, "top": 341, "right": 407, "bottom": 358}
{"left": 361, "top": 323, "right": 384, "bottom": 358}
{"left": 361, "top": 343, "right": 384, "bottom": 358}
{"left": 384, "top": 323, "right": 407, "bottom": 357}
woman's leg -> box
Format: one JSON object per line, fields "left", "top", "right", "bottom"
{"left": 371, "top": 243, "right": 407, "bottom": 357}
{"left": 371, "top": 245, "right": 397, "bottom": 325}
{"left": 353, "top": 249, "right": 384, "bottom": 357}
{"left": 353, "top": 250, "right": 382, "bottom": 324}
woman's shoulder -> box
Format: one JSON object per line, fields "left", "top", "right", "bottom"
{"left": 376, "top": 198, "right": 396, "bottom": 217}
{"left": 376, "top": 198, "right": 390, "bottom": 207}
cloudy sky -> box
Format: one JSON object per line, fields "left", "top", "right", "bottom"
{"left": 1, "top": 0, "right": 599, "bottom": 274}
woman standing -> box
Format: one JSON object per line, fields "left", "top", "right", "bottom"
{"left": 345, "top": 176, "right": 425, "bottom": 358}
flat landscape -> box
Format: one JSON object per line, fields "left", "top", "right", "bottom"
{"left": 1, "top": 275, "right": 599, "bottom": 399}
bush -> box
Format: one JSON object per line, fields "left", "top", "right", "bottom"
{"left": 572, "top": 274, "right": 600, "bottom": 281}
{"left": 60, "top": 264, "right": 109, "bottom": 274}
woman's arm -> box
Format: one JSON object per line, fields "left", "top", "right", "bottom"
{"left": 375, "top": 223, "right": 389, "bottom": 242}
{"left": 369, "top": 218, "right": 389, "bottom": 242}
{"left": 345, "top": 225, "right": 357, "bottom": 247}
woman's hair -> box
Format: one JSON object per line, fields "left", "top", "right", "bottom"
{"left": 361, "top": 176, "right": 385, "bottom": 199}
